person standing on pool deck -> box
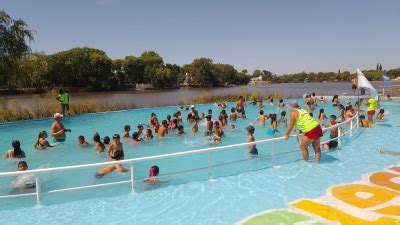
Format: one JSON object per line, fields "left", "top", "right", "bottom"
{"left": 284, "top": 100, "right": 323, "bottom": 163}
{"left": 50, "top": 113, "right": 71, "bottom": 142}
{"left": 366, "top": 96, "right": 377, "bottom": 123}
{"left": 350, "top": 75, "right": 357, "bottom": 96}
{"left": 57, "top": 89, "right": 70, "bottom": 115}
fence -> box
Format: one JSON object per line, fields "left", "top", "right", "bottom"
{"left": 0, "top": 113, "right": 359, "bottom": 205}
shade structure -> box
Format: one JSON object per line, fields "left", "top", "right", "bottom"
{"left": 357, "top": 68, "right": 378, "bottom": 99}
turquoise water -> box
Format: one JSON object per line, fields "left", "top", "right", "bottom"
{"left": 0, "top": 99, "right": 399, "bottom": 224}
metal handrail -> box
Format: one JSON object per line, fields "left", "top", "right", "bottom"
{"left": 0, "top": 112, "right": 359, "bottom": 204}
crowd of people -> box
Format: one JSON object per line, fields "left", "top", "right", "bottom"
{"left": 2, "top": 89, "right": 390, "bottom": 190}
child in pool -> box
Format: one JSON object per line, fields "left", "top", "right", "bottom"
{"left": 270, "top": 114, "right": 279, "bottom": 134}
{"left": 144, "top": 129, "right": 154, "bottom": 140}
{"left": 122, "top": 125, "right": 130, "bottom": 138}
{"left": 131, "top": 132, "right": 143, "bottom": 144}
{"left": 144, "top": 165, "right": 160, "bottom": 185}
{"left": 4, "top": 140, "right": 26, "bottom": 159}
{"left": 359, "top": 115, "right": 371, "bottom": 128}
{"left": 34, "top": 131, "right": 53, "bottom": 150}
{"left": 78, "top": 135, "right": 89, "bottom": 147}
{"left": 279, "top": 111, "right": 287, "bottom": 127}
{"left": 376, "top": 109, "right": 385, "bottom": 121}
{"left": 158, "top": 120, "right": 169, "bottom": 138}
{"left": 13, "top": 161, "right": 35, "bottom": 189}
{"left": 318, "top": 109, "right": 327, "bottom": 122}
{"left": 93, "top": 132, "right": 105, "bottom": 153}
{"left": 95, "top": 150, "right": 129, "bottom": 178}
{"left": 204, "top": 115, "right": 213, "bottom": 135}
{"left": 211, "top": 121, "right": 223, "bottom": 143}
{"left": 246, "top": 126, "right": 258, "bottom": 156}
{"left": 103, "top": 136, "right": 111, "bottom": 147}
{"left": 137, "top": 124, "right": 144, "bottom": 137}
{"left": 252, "top": 110, "right": 267, "bottom": 126}
{"left": 176, "top": 125, "right": 185, "bottom": 136}
{"left": 229, "top": 107, "right": 237, "bottom": 121}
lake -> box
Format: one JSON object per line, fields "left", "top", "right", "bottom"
{"left": 0, "top": 82, "right": 388, "bottom": 109}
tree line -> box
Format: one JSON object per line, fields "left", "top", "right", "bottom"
{"left": 1, "top": 10, "right": 400, "bottom": 92}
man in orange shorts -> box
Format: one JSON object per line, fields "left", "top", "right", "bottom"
{"left": 284, "top": 100, "right": 323, "bottom": 163}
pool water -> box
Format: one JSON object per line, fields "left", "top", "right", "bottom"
{"left": 0, "top": 98, "right": 399, "bottom": 224}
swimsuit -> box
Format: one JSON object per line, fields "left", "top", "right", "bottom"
{"left": 250, "top": 148, "right": 258, "bottom": 156}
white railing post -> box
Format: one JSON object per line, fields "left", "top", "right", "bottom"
{"left": 35, "top": 175, "right": 41, "bottom": 206}
{"left": 208, "top": 152, "right": 213, "bottom": 180}
{"left": 130, "top": 163, "right": 135, "bottom": 193}
{"left": 271, "top": 142, "right": 275, "bottom": 166}
{"left": 356, "top": 113, "right": 359, "bottom": 128}
{"left": 350, "top": 119, "right": 353, "bottom": 137}
{"left": 337, "top": 126, "right": 341, "bottom": 146}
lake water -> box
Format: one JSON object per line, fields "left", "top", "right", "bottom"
{"left": 1, "top": 82, "right": 388, "bottom": 109}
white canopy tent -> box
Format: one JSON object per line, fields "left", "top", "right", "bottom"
{"left": 357, "top": 68, "right": 378, "bottom": 99}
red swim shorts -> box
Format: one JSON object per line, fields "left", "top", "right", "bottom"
{"left": 367, "top": 110, "right": 375, "bottom": 116}
{"left": 304, "top": 125, "right": 323, "bottom": 140}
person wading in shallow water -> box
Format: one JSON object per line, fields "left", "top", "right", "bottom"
{"left": 284, "top": 100, "right": 323, "bottom": 163}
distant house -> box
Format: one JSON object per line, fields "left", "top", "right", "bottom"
{"left": 251, "top": 75, "right": 263, "bottom": 82}
{"left": 183, "top": 72, "right": 193, "bottom": 85}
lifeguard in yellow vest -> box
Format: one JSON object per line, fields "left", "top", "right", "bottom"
{"left": 57, "top": 89, "right": 70, "bottom": 115}
{"left": 284, "top": 100, "right": 323, "bottom": 163}
{"left": 366, "top": 96, "right": 377, "bottom": 123}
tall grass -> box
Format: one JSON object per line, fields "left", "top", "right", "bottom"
{"left": 1, "top": 90, "right": 293, "bottom": 123}
{"left": 0, "top": 90, "right": 133, "bottom": 123}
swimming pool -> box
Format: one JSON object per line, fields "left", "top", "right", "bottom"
{"left": 0, "top": 98, "right": 399, "bottom": 224}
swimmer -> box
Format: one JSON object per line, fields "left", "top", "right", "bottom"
{"left": 379, "top": 149, "right": 400, "bottom": 156}
{"left": 359, "top": 115, "right": 371, "bottom": 128}
{"left": 78, "top": 135, "right": 89, "bottom": 147}
{"left": 207, "top": 109, "right": 213, "bottom": 118}
{"left": 148, "top": 113, "right": 159, "bottom": 128}
{"left": 230, "top": 124, "right": 235, "bottom": 130}
{"left": 279, "top": 111, "right": 288, "bottom": 127}
{"left": 311, "top": 93, "right": 316, "bottom": 105}
{"left": 386, "top": 94, "right": 392, "bottom": 101}
{"left": 229, "top": 107, "right": 237, "bottom": 121}
{"left": 236, "top": 96, "right": 246, "bottom": 118}
{"left": 269, "top": 98, "right": 274, "bottom": 106}
{"left": 167, "top": 115, "right": 173, "bottom": 127}
{"left": 93, "top": 132, "right": 105, "bottom": 153}
{"left": 191, "top": 120, "right": 198, "bottom": 133}
{"left": 4, "top": 140, "right": 26, "bottom": 159}
{"left": 218, "top": 115, "right": 227, "bottom": 128}
{"left": 258, "top": 101, "right": 264, "bottom": 108}
{"left": 144, "top": 165, "right": 160, "bottom": 185}
{"left": 214, "top": 102, "right": 227, "bottom": 109}
{"left": 103, "top": 136, "right": 111, "bottom": 147}
{"left": 318, "top": 96, "right": 326, "bottom": 104}
{"left": 278, "top": 99, "right": 285, "bottom": 108}
{"left": 376, "top": 109, "right": 385, "bottom": 121}
{"left": 50, "top": 113, "right": 71, "bottom": 142}
{"left": 322, "top": 115, "right": 340, "bottom": 150}
{"left": 137, "top": 124, "right": 144, "bottom": 137}
{"left": 158, "top": 120, "right": 169, "bottom": 138}
{"left": 252, "top": 110, "right": 267, "bottom": 126}
{"left": 34, "top": 131, "right": 53, "bottom": 150}
{"left": 95, "top": 150, "right": 129, "bottom": 178}
{"left": 318, "top": 109, "right": 327, "bottom": 122}
{"left": 176, "top": 125, "right": 185, "bottom": 136}
{"left": 188, "top": 105, "right": 199, "bottom": 121}
{"left": 123, "top": 125, "right": 131, "bottom": 138}
{"left": 332, "top": 95, "right": 340, "bottom": 107}
{"left": 270, "top": 114, "right": 279, "bottom": 133}
{"left": 204, "top": 115, "right": 213, "bottom": 135}
{"left": 131, "top": 132, "right": 143, "bottom": 144}
{"left": 211, "top": 121, "right": 222, "bottom": 142}
{"left": 144, "top": 129, "right": 154, "bottom": 140}
{"left": 106, "top": 134, "right": 123, "bottom": 160}
{"left": 246, "top": 126, "right": 258, "bottom": 156}
{"left": 14, "top": 161, "right": 35, "bottom": 189}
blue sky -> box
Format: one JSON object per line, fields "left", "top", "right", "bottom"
{"left": 2, "top": 0, "right": 400, "bottom": 74}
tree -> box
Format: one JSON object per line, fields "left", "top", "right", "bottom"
{"left": 379, "top": 63, "right": 382, "bottom": 71}
{"left": 213, "top": 63, "right": 238, "bottom": 85}
{"left": 262, "top": 70, "right": 273, "bottom": 81}
{"left": 190, "top": 58, "right": 215, "bottom": 87}
{"left": 123, "top": 56, "right": 144, "bottom": 83}
{"left": 0, "top": 10, "right": 35, "bottom": 89}
{"left": 252, "top": 70, "right": 262, "bottom": 78}
{"left": 139, "top": 51, "right": 164, "bottom": 83}
{"left": 376, "top": 63, "right": 379, "bottom": 71}
{"left": 18, "top": 52, "right": 49, "bottom": 89}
